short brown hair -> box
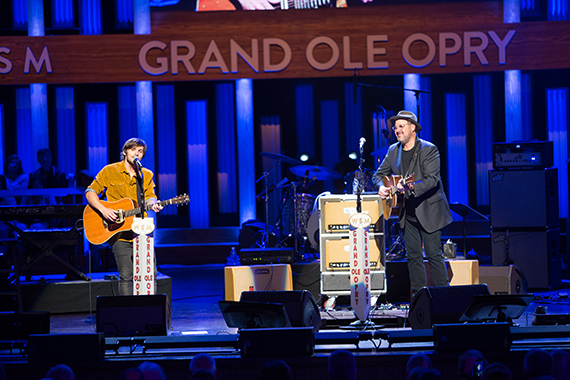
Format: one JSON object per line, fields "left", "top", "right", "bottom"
{"left": 121, "top": 138, "right": 147, "bottom": 160}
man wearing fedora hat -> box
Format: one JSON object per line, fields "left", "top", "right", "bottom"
{"left": 372, "top": 110, "right": 452, "bottom": 295}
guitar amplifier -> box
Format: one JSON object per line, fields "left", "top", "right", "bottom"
{"left": 493, "top": 141, "right": 553, "bottom": 169}
{"left": 318, "top": 194, "right": 383, "bottom": 234}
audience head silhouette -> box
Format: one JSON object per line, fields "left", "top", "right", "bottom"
{"left": 258, "top": 360, "right": 291, "bottom": 380}
{"left": 328, "top": 349, "right": 357, "bottom": 380}
{"left": 523, "top": 348, "right": 553, "bottom": 380}
{"left": 190, "top": 353, "right": 217, "bottom": 377}
{"left": 45, "top": 364, "right": 75, "bottom": 380}
{"left": 137, "top": 361, "right": 166, "bottom": 380}
{"left": 551, "top": 349, "right": 570, "bottom": 380}
{"left": 481, "top": 363, "right": 512, "bottom": 380}
{"left": 119, "top": 367, "right": 145, "bottom": 380}
{"left": 407, "top": 353, "right": 433, "bottom": 380}
{"left": 190, "top": 368, "right": 217, "bottom": 380}
{"left": 458, "top": 349, "right": 488, "bottom": 380}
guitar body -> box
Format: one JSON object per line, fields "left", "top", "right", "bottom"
{"left": 381, "top": 174, "right": 415, "bottom": 221}
{"left": 83, "top": 198, "right": 136, "bottom": 245}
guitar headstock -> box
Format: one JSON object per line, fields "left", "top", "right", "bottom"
{"left": 171, "top": 194, "right": 190, "bottom": 205}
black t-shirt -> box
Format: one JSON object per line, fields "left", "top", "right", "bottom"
{"left": 401, "top": 148, "right": 417, "bottom": 221}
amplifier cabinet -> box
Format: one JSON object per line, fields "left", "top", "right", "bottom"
{"left": 319, "top": 194, "right": 383, "bottom": 234}
{"left": 320, "top": 233, "right": 385, "bottom": 271}
{"left": 491, "top": 229, "right": 560, "bottom": 289}
{"left": 319, "top": 233, "right": 386, "bottom": 297}
{"left": 489, "top": 169, "right": 558, "bottom": 229}
{"left": 224, "top": 264, "right": 293, "bottom": 301}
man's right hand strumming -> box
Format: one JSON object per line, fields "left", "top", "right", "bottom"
{"left": 378, "top": 185, "right": 390, "bottom": 199}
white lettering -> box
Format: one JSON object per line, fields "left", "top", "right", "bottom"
{"left": 402, "top": 33, "right": 436, "bottom": 68}
{"left": 198, "top": 39, "right": 229, "bottom": 74}
{"left": 366, "top": 35, "right": 388, "bottom": 69}
{"left": 24, "top": 46, "right": 52, "bottom": 74}
{"left": 263, "top": 38, "right": 292, "bottom": 73}
{"left": 343, "top": 36, "right": 363, "bottom": 70}
{"left": 171, "top": 40, "right": 196, "bottom": 75}
{"left": 0, "top": 47, "right": 12, "bottom": 74}
{"left": 488, "top": 30, "right": 516, "bottom": 65}
{"left": 306, "top": 36, "right": 339, "bottom": 71}
{"left": 139, "top": 40, "right": 168, "bottom": 75}
{"left": 230, "top": 38, "right": 259, "bottom": 73}
{"left": 464, "top": 31, "right": 489, "bottom": 66}
{"left": 439, "top": 32, "right": 462, "bottom": 67}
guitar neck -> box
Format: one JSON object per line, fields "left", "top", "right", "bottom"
{"left": 123, "top": 199, "right": 171, "bottom": 218}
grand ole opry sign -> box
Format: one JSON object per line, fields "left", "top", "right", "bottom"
{"left": 0, "top": 1, "right": 569, "bottom": 85}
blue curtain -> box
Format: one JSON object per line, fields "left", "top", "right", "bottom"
{"left": 79, "top": 0, "right": 102, "bottom": 35}
{"left": 55, "top": 87, "right": 76, "bottom": 177}
{"left": 473, "top": 75, "right": 493, "bottom": 206}
{"left": 345, "top": 82, "right": 363, "bottom": 153}
{"left": 118, "top": 85, "right": 137, "bottom": 146}
{"left": 296, "top": 84, "right": 315, "bottom": 160}
{"left": 186, "top": 100, "right": 209, "bottom": 228}
{"left": 216, "top": 83, "right": 237, "bottom": 214}
{"left": 546, "top": 88, "right": 569, "bottom": 219}
{"left": 156, "top": 84, "right": 177, "bottom": 215}
{"left": 321, "top": 100, "right": 340, "bottom": 192}
{"left": 236, "top": 79, "right": 255, "bottom": 224}
{"left": 85, "top": 102, "right": 109, "bottom": 174}
{"left": 445, "top": 93, "right": 469, "bottom": 205}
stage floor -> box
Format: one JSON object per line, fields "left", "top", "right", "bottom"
{"left": 39, "top": 263, "right": 570, "bottom": 336}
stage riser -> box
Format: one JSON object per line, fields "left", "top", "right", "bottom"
{"left": 18, "top": 275, "right": 172, "bottom": 314}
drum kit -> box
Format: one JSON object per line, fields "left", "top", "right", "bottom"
{"left": 256, "top": 152, "right": 342, "bottom": 258}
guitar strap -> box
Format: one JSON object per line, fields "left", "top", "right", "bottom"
{"left": 404, "top": 139, "right": 421, "bottom": 178}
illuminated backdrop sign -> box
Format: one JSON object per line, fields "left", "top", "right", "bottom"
{"left": 0, "top": 2, "right": 569, "bottom": 85}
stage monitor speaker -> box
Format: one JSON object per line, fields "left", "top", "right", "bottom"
{"left": 0, "top": 311, "right": 50, "bottom": 340}
{"left": 491, "top": 229, "right": 560, "bottom": 289}
{"left": 434, "top": 322, "right": 511, "bottom": 352}
{"left": 238, "top": 327, "right": 314, "bottom": 357}
{"left": 27, "top": 332, "right": 105, "bottom": 362}
{"left": 479, "top": 265, "right": 527, "bottom": 295}
{"left": 224, "top": 264, "right": 293, "bottom": 301}
{"left": 240, "top": 290, "right": 322, "bottom": 332}
{"left": 96, "top": 294, "right": 171, "bottom": 337}
{"left": 489, "top": 169, "right": 558, "bottom": 229}
{"left": 409, "top": 284, "right": 490, "bottom": 330}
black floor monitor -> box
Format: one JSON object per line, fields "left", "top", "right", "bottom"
{"left": 459, "top": 294, "right": 535, "bottom": 322}
{"left": 218, "top": 300, "right": 292, "bottom": 329}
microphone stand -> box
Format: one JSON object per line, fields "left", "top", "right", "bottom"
{"left": 355, "top": 140, "right": 366, "bottom": 213}
{"left": 255, "top": 162, "right": 279, "bottom": 248}
{"left": 135, "top": 162, "right": 145, "bottom": 218}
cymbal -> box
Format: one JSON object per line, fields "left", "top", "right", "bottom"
{"left": 260, "top": 152, "right": 302, "bottom": 165}
{"left": 290, "top": 165, "right": 342, "bottom": 181}
{"left": 371, "top": 146, "right": 389, "bottom": 157}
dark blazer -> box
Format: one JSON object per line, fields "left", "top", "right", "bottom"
{"left": 372, "top": 138, "right": 452, "bottom": 233}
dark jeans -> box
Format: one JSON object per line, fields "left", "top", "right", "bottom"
{"left": 112, "top": 240, "right": 134, "bottom": 296}
{"left": 403, "top": 219, "right": 449, "bottom": 293}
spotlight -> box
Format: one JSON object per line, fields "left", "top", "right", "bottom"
{"left": 299, "top": 153, "right": 310, "bottom": 162}
{"left": 348, "top": 151, "right": 358, "bottom": 160}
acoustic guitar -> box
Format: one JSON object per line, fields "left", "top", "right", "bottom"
{"left": 83, "top": 195, "right": 190, "bottom": 245}
{"left": 381, "top": 174, "right": 416, "bottom": 220}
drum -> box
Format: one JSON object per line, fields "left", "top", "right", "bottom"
{"left": 282, "top": 193, "right": 316, "bottom": 236}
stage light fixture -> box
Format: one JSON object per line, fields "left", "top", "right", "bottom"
{"left": 348, "top": 151, "right": 358, "bottom": 160}
{"left": 299, "top": 153, "right": 310, "bottom": 162}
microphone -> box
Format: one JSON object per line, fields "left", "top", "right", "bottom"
{"left": 359, "top": 137, "right": 366, "bottom": 150}
{"left": 353, "top": 70, "right": 358, "bottom": 104}
{"left": 134, "top": 157, "right": 143, "bottom": 169}
{"left": 303, "top": 170, "right": 310, "bottom": 187}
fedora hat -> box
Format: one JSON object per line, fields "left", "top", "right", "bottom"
{"left": 389, "top": 110, "right": 422, "bottom": 132}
